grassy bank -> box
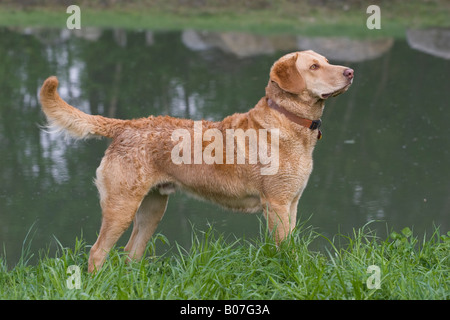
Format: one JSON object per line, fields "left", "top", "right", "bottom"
{"left": 0, "top": 223, "right": 448, "bottom": 300}
{"left": 0, "top": 0, "right": 449, "bottom": 38}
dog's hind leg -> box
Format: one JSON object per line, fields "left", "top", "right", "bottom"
{"left": 88, "top": 183, "right": 154, "bottom": 273}
{"left": 88, "top": 157, "right": 154, "bottom": 273}
{"left": 88, "top": 195, "right": 144, "bottom": 273}
{"left": 124, "top": 190, "right": 169, "bottom": 261}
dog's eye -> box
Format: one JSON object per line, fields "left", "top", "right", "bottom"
{"left": 310, "top": 64, "right": 319, "bottom": 70}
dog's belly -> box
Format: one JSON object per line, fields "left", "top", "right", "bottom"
{"left": 185, "top": 190, "right": 263, "bottom": 213}
{"left": 156, "top": 182, "right": 262, "bottom": 213}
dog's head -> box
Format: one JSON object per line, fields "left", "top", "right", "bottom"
{"left": 269, "top": 50, "right": 354, "bottom": 100}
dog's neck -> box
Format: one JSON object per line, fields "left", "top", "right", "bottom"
{"left": 265, "top": 81, "right": 325, "bottom": 121}
{"left": 266, "top": 98, "right": 322, "bottom": 140}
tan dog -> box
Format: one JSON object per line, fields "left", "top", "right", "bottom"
{"left": 39, "top": 50, "right": 353, "bottom": 272}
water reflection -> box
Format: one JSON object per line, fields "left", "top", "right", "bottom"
{"left": 0, "top": 27, "right": 449, "bottom": 265}
{"left": 181, "top": 29, "right": 395, "bottom": 61}
{"left": 39, "top": 129, "right": 70, "bottom": 183}
{"left": 407, "top": 28, "right": 450, "bottom": 59}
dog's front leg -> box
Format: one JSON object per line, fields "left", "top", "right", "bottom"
{"left": 262, "top": 200, "right": 294, "bottom": 245}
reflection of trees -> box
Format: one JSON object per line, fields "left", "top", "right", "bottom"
{"left": 0, "top": 28, "right": 105, "bottom": 264}
{"left": 0, "top": 29, "right": 50, "bottom": 193}
{"left": 78, "top": 30, "right": 276, "bottom": 121}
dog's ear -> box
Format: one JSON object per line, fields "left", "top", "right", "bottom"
{"left": 270, "top": 53, "right": 305, "bottom": 94}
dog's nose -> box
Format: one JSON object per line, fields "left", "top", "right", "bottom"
{"left": 344, "top": 68, "right": 354, "bottom": 80}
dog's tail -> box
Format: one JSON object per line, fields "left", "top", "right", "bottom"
{"left": 40, "top": 76, "right": 121, "bottom": 139}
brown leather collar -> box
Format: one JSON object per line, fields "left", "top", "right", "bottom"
{"left": 267, "top": 98, "right": 322, "bottom": 139}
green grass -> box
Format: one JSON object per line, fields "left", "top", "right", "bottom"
{"left": 0, "top": 222, "right": 448, "bottom": 300}
{"left": 0, "top": 1, "right": 449, "bottom": 38}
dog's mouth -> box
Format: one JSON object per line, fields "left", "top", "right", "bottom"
{"left": 321, "top": 81, "right": 353, "bottom": 99}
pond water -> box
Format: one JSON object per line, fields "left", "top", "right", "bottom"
{"left": 0, "top": 27, "right": 449, "bottom": 265}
